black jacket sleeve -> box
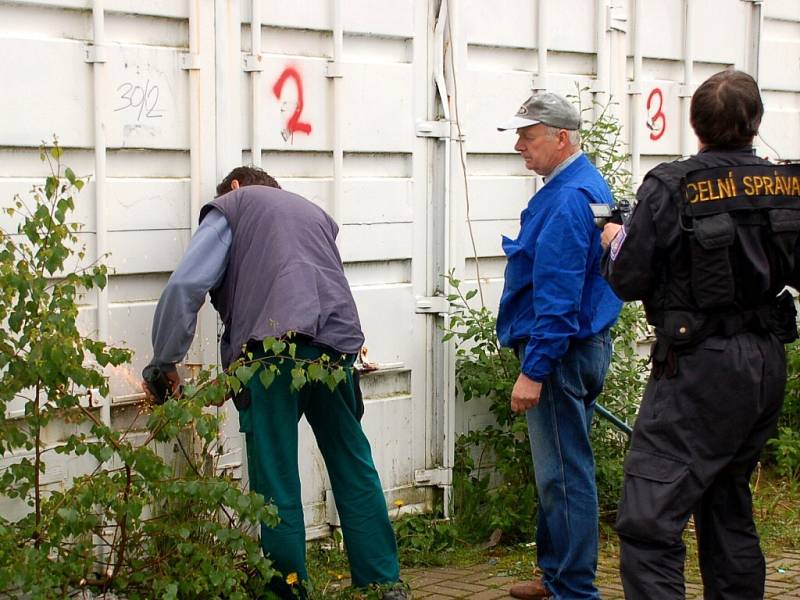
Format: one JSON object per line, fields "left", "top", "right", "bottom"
{"left": 602, "top": 177, "right": 677, "bottom": 301}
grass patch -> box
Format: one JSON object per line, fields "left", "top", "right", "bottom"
{"left": 754, "top": 468, "right": 800, "bottom": 554}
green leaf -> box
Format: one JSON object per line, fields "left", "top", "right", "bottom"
{"left": 307, "top": 362, "right": 324, "bottom": 382}
{"left": 227, "top": 375, "right": 241, "bottom": 395}
{"left": 332, "top": 367, "right": 346, "bottom": 385}
{"left": 164, "top": 582, "right": 179, "bottom": 600}
{"left": 45, "top": 176, "right": 58, "bottom": 199}
{"left": 290, "top": 367, "right": 306, "bottom": 391}
{"left": 97, "top": 445, "right": 113, "bottom": 462}
{"left": 258, "top": 367, "right": 275, "bottom": 391}
{"left": 235, "top": 364, "right": 256, "bottom": 385}
{"left": 237, "top": 494, "right": 252, "bottom": 511}
{"left": 57, "top": 507, "right": 77, "bottom": 522}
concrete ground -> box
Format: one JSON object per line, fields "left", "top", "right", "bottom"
{"left": 402, "top": 550, "right": 800, "bottom": 599}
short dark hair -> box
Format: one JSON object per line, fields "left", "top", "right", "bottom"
{"left": 690, "top": 70, "right": 763, "bottom": 150}
{"left": 216, "top": 166, "right": 281, "bottom": 197}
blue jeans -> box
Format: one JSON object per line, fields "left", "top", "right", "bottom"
{"left": 523, "top": 332, "right": 612, "bottom": 600}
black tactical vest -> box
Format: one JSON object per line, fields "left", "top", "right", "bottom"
{"left": 645, "top": 151, "right": 800, "bottom": 344}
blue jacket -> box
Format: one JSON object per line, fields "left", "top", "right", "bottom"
{"left": 497, "top": 154, "right": 622, "bottom": 381}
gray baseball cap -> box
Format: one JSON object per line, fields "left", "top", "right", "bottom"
{"left": 497, "top": 92, "right": 581, "bottom": 131}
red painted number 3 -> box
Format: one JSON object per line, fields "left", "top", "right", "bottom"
{"left": 272, "top": 67, "right": 312, "bottom": 137}
{"left": 646, "top": 87, "right": 666, "bottom": 141}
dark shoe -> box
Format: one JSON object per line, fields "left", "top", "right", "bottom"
{"left": 381, "top": 588, "right": 411, "bottom": 600}
{"left": 509, "top": 579, "right": 552, "bottom": 599}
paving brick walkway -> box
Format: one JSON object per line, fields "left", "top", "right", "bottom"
{"left": 403, "top": 551, "right": 800, "bottom": 599}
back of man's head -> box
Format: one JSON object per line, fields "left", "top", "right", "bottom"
{"left": 690, "top": 70, "right": 763, "bottom": 150}
{"left": 216, "top": 166, "right": 281, "bottom": 197}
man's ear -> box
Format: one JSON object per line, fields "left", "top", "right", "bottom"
{"left": 231, "top": 179, "right": 240, "bottom": 190}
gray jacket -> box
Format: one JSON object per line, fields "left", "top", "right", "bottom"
{"left": 202, "top": 185, "right": 364, "bottom": 367}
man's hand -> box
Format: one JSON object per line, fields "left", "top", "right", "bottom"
{"left": 141, "top": 369, "right": 181, "bottom": 404}
{"left": 511, "top": 373, "right": 542, "bottom": 413}
{"left": 601, "top": 223, "right": 622, "bottom": 249}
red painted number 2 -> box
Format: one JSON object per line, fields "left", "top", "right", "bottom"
{"left": 646, "top": 87, "right": 666, "bottom": 141}
{"left": 272, "top": 67, "right": 312, "bottom": 138}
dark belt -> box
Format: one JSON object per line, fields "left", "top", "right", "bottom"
{"left": 655, "top": 295, "right": 796, "bottom": 351}
{"left": 651, "top": 293, "right": 798, "bottom": 379}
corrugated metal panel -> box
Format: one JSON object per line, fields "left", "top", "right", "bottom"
{"left": 0, "top": 0, "right": 215, "bottom": 498}
{"left": 764, "top": 0, "right": 800, "bottom": 21}
{"left": 448, "top": 0, "right": 800, "bottom": 440}
{"left": 220, "top": 0, "right": 435, "bottom": 531}
{"left": 760, "top": 8, "right": 800, "bottom": 160}
{"left": 1, "top": 0, "right": 798, "bottom": 536}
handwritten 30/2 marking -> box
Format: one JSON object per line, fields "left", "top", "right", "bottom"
{"left": 646, "top": 87, "right": 666, "bottom": 141}
{"left": 114, "top": 79, "right": 164, "bottom": 121}
{"left": 272, "top": 67, "right": 312, "bottom": 139}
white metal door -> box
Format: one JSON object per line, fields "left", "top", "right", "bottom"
{"left": 0, "top": 0, "right": 217, "bottom": 509}
{"left": 213, "top": 0, "right": 443, "bottom": 535}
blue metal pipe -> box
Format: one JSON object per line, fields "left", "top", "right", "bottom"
{"left": 595, "top": 403, "right": 633, "bottom": 438}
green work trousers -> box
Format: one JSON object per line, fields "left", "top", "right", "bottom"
{"left": 238, "top": 341, "right": 400, "bottom": 590}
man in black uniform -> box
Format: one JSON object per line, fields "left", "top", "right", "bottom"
{"left": 601, "top": 69, "right": 800, "bottom": 599}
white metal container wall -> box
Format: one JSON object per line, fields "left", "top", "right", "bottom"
{"left": 214, "top": 0, "right": 439, "bottom": 533}
{"left": 448, "top": 0, "right": 800, "bottom": 439}
{"left": 0, "top": 0, "right": 219, "bottom": 518}
{"left": 0, "top": 0, "right": 443, "bottom": 534}
{"left": 1, "top": 0, "right": 799, "bottom": 534}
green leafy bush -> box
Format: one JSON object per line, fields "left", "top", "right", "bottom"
{"left": 767, "top": 427, "right": 800, "bottom": 480}
{"left": 445, "top": 273, "right": 649, "bottom": 541}
{"left": 749, "top": 323, "right": 800, "bottom": 485}
{"left": 764, "top": 339, "right": 800, "bottom": 479}
{"left": 393, "top": 512, "right": 458, "bottom": 567}
{"left": 571, "top": 85, "right": 632, "bottom": 201}
{"left": 442, "top": 274, "right": 534, "bottom": 544}
{"left": 0, "top": 143, "right": 351, "bottom": 599}
{"left": 780, "top": 338, "right": 800, "bottom": 433}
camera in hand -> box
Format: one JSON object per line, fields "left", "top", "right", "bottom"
{"left": 590, "top": 198, "right": 632, "bottom": 229}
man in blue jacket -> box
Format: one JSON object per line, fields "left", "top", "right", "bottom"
{"left": 497, "top": 93, "right": 622, "bottom": 600}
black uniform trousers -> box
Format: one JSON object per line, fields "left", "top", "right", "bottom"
{"left": 616, "top": 331, "right": 786, "bottom": 600}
